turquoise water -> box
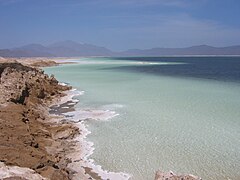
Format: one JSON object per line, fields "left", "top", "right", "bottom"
{"left": 45, "top": 58, "right": 240, "bottom": 180}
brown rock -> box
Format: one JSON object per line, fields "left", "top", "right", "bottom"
{"left": 0, "top": 62, "right": 73, "bottom": 179}
{"left": 155, "top": 170, "right": 201, "bottom": 180}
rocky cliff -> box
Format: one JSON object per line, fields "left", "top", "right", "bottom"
{"left": 0, "top": 62, "right": 76, "bottom": 179}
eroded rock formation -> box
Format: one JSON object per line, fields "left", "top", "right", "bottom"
{"left": 0, "top": 62, "right": 74, "bottom": 179}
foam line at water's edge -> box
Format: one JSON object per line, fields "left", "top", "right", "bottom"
{"left": 54, "top": 85, "right": 131, "bottom": 180}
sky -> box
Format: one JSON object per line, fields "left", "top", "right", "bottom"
{"left": 0, "top": 0, "right": 240, "bottom": 51}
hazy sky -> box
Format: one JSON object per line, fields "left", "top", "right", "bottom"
{"left": 0, "top": 0, "right": 240, "bottom": 50}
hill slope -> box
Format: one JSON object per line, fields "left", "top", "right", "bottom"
{"left": 1, "top": 42, "right": 240, "bottom": 57}
{"left": 121, "top": 45, "right": 240, "bottom": 56}
{"left": 0, "top": 41, "right": 114, "bottom": 57}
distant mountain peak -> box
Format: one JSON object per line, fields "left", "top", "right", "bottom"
{"left": 189, "top": 45, "right": 212, "bottom": 48}
{"left": 194, "top": 44, "right": 210, "bottom": 47}
{"left": 48, "top": 40, "right": 83, "bottom": 48}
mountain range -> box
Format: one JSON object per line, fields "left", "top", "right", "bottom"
{"left": 1, "top": 40, "right": 240, "bottom": 57}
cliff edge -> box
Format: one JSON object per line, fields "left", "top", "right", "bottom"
{"left": 0, "top": 62, "right": 75, "bottom": 179}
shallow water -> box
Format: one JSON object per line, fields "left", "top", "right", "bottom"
{"left": 45, "top": 57, "right": 240, "bottom": 180}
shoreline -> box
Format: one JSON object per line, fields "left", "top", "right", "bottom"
{"left": 0, "top": 58, "right": 201, "bottom": 180}
{"left": 44, "top": 62, "right": 201, "bottom": 180}
{"left": 0, "top": 59, "right": 131, "bottom": 179}
{"left": 0, "top": 61, "right": 74, "bottom": 179}
{"left": 51, "top": 85, "right": 131, "bottom": 180}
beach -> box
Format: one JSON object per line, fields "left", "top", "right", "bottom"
{"left": 2, "top": 56, "right": 240, "bottom": 179}
{"left": 0, "top": 58, "right": 130, "bottom": 180}
{"left": 45, "top": 57, "right": 240, "bottom": 180}
{"left": 0, "top": 57, "right": 204, "bottom": 180}
{"left": 0, "top": 58, "right": 90, "bottom": 179}
{"left": 0, "top": 57, "right": 130, "bottom": 179}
